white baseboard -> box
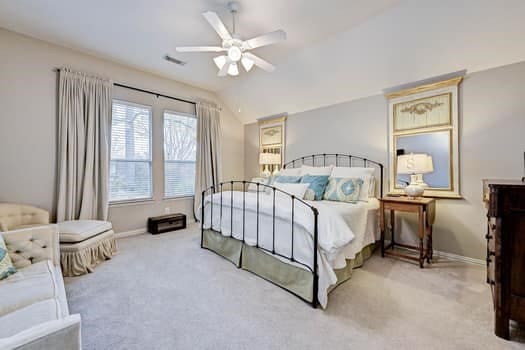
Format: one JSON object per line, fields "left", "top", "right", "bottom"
{"left": 433, "top": 250, "right": 485, "bottom": 266}
{"left": 115, "top": 220, "right": 197, "bottom": 239}
{"left": 115, "top": 228, "right": 146, "bottom": 239}
{"left": 114, "top": 229, "right": 484, "bottom": 266}
{"left": 384, "top": 242, "right": 485, "bottom": 266}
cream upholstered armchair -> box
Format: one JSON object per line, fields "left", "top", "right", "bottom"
{"left": 0, "top": 203, "right": 117, "bottom": 277}
{"left": 0, "top": 203, "right": 50, "bottom": 232}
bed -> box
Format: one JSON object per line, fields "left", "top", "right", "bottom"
{"left": 200, "top": 154, "right": 384, "bottom": 308}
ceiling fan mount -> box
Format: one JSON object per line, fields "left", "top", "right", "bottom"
{"left": 227, "top": 1, "right": 240, "bottom": 14}
{"left": 176, "top": 1, "right": 286, "bottom": 77}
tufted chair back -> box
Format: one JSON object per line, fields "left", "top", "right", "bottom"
{"left": 2, "top": 225, "right": 60, "bottom": 268}
{"left": 0, "top": 203, "right": 49, "bottom": 232}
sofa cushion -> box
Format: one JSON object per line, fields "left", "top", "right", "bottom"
{"left": 0, "top": 299, "right": 62, "bottom": 338}
{"left": 58, "top": 220, "right": 112, "bottom": 243}
{"left": 0, "top": 261, "right": 64, "bottom": 317}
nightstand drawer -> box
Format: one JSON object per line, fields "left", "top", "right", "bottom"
{"left": 382, "top": 201, "right": 421, "bottom": 213}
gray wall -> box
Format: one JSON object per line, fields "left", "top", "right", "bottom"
{"left": 0, "top": 29, "right": 244, "bottom": 233}
{"left": 244, "top": 61, "right": 525, "bottom": 260}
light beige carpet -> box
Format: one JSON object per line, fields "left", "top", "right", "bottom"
{"left": 65, "top": 225, "right": 525, "bottom": 350}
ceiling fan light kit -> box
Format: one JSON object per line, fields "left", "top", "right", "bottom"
{"left": 228, "top": 46, "right": 242, "bottom": 61}
{"left": 228, "top": 62, "right": 239, "bottom": 76}
{"left": 176, "top": 1, "right": 286, "bottom": 77}
{"left": 241, "top": 56, "right": 254, "bottom": 72}
{"left": 213, "top": 55, "right": 226, "bottom": 69}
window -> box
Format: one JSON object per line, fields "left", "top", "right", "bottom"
{"left": 109, "top": 100, "right": 152, "bottom": 202}
{"left": 163, "top": 111, "right": 197, "bottom": 198}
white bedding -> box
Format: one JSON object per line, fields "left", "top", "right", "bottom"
{"left": 202, "top": 191, "right": 379, "bottom": 308}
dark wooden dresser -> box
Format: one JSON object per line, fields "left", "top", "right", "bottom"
{"left": 484, "top": 180, "right": 525, "bottom": 339}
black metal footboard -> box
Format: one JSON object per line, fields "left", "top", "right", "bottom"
{"left": 200, "top": 180, "right": 320, "bottom": 308}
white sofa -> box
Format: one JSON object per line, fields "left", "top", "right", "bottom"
{"left": 0, "top": 225, "right": 81, "bottom": 350}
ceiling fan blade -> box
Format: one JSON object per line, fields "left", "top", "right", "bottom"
{"left": 243, "top": 52, "right": 275, "bottom": 72}
{"left": 202, "top": 11, "right": 232, "bottom": 41}
{"left": 176, "top": 46, "right": 225, "bottom": 52}
{"left": 218, "top": 59, "right": 232, "bottom": 77}
{"left": 243, "top": 30, "right": 286, "bottom": 50}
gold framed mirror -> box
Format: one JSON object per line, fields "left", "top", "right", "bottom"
{"left": 258, "top": 116, "right": 286, "bottom": 176}
{"left": 387, "top": 77, "right": 462, "bottom": 198}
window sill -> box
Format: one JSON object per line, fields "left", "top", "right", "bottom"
{"left": 109, "top": 198, "right": 155, "bottom": 207}
{"left": 163, "top": 195, "right": 194, "bottom": 201}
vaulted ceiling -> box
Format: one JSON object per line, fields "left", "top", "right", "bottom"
{"left": 1, "top": 0, "right": 525, "bottom": 123}
{"left": 0, "top": 0, "right": 399, "bottom": 91}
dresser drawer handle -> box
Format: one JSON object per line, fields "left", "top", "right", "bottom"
{"left": 490, "top": 224, "right": 496, "bottom": 230}
{"left": 487, "top": 278, "right": 495, "bottom": 285}
{"left": 485, "top": 234, "right": 493, "bottom": 240}
{"left": 488, "top": 251, "right": 495, "bottom": 256}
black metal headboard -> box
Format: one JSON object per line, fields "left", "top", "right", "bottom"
{"left": 282, "top": 153, "right": 384, "bottom": 197}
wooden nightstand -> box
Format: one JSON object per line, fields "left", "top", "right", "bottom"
{"left": 380, "top": 196, "right": 436, "bottom": 268}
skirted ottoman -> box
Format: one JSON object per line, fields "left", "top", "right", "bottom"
{"left": 58, "top": 220, "right": 117, "bottom": 277}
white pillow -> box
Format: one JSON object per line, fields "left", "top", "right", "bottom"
{"left": 300, "top": 165, "right": 333, "bottom": 176}
{"left": 330, "top": 166, "right": 375, "bottom": 178}
{"left": 272, "top": 182, "right": 309, "bottom": 199}
{"left": 330, "top": 167, "right": 375, "bottom": 200}
{"left": 247, "top": 177, "right": 269, "bottom": 192}
{"left": 278, "top": 167, "right": 302, "bottom": 176}
{"left": 368, "top": 176, "right": 376, "bottom": 198}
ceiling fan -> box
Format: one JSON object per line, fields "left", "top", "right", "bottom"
{"left": 176, "top": 1, "right": 286, "bottom": 77}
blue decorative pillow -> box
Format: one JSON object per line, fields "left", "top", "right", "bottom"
{"left": 323, "top": 177, "right": 363, "bottom": 203}
{"left": 273, "top": 175, "right": 302, "bottom": 184}
{"left": 0, "top": 234, "right": 16, "bottom": 280}
{"left": 300, "top": 175, "right": 330, "bottom": 201}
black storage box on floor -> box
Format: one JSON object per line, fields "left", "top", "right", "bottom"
{"left": 148, "top": 213, "right": 186, "bottom": 234}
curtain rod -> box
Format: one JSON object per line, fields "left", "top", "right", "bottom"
{"left": 113, "top": 83, "right": 196, "bottom": 105}
{"left": 53, "top": 68, "right": 196, "bottom": 105}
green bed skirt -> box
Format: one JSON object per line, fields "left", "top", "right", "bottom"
{"left": 202, "top": 229, "right": 375, "bottom": 304}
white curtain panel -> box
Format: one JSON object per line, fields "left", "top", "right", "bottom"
{"left": 56, "top": 69, "right": 112, "bottom": 221}
{"left": 194, "top": 101, "right": 222, "bottom": 219}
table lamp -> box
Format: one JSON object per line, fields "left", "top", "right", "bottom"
{"left": 397, "top": 153, "right": 434, "bottom": 198}
{"left": 415, "top": 155, "right": 433, "bottom": 187}
{"left": 267, "top": 153, "right": 281, "bottom": 175}
{"left": 259, "top": 153, "right": 281, "bottom": 177}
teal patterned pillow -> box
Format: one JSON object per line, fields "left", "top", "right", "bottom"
{"left": 0, "top": 234, "right": 16, "bottom": 280}
{"left": 301, "top": 175, "right": 330, "bottom": 201}
{"left": 273, "top": 175, "right": 302, "bottom": 184}
{"left": 323, "top": 177, "right": 364, "bottom": 203}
